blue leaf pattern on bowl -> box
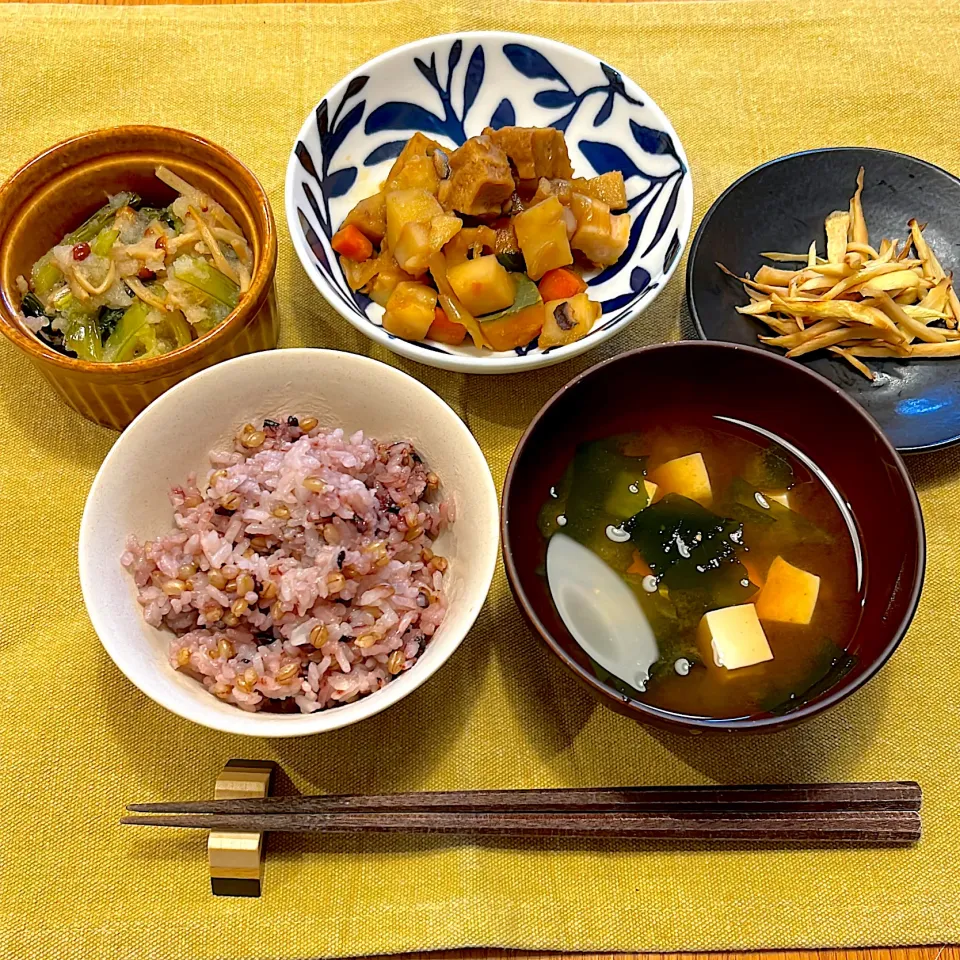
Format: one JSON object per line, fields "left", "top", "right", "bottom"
{"left": 364, "top": 140, "right": 406, "bottom": 166}
{"left": 503, "top": 43, "right": 566, "bottom": 83}
{"left": 490, "top": 98, "right": 516, "bottom": 129}
{"left": 462, "top": 46, "right": 485, "bottom": 118}
{"left": 288, "top": 35, "right": 691, "bottom": 365}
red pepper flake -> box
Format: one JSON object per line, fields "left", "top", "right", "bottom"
{"left": 72, "top": 242, "right": 91, "bottom": 261}
{"left": 138, "top": 267, "right": 157, "bottom": 281}
{"left": 155, "top": 236, "right": 167, "bottom": 251}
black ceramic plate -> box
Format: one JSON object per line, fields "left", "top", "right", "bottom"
{"left": 687, "top": 147, "right": 960, "bottom": 453}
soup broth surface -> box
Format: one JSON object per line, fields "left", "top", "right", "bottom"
{"left": 539, "top": 416, "right": 862, "bottom": 720}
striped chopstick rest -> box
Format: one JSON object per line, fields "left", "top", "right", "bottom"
{"left": 207, "top": 759, "right": 276, "bottom": 898}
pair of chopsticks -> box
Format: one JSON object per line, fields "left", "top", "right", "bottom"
{"left": 123, "top": 781, "right": 921, "bottom": 844}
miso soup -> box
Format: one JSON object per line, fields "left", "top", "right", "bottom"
{"left": 538, "top": 416, "right": 862, "bottom": 720}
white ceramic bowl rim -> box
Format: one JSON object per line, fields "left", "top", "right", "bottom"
{"left": 79, "top": 348, "right": 499, "bottom": 737}
{"left": 285, "top": 31, "right": 693, "bottom": 374}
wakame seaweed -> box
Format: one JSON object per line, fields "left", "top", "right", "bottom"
{"left": 721, "top": 478, "right": 832, "bottom": 544}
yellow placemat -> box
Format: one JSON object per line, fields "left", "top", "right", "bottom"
{"left": 1, "top": 1, "right": 959, "bottom": 956}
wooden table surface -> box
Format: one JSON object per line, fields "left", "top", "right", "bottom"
{"left": 10, "top": 0, "right": 955, "bottom": 957}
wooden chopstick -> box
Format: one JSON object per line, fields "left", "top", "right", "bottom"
{"left": 126, "top": 781, "right": 921, "bottom": 816}
{"left": 120, "top": 809, "right": 922, "bottom": 844}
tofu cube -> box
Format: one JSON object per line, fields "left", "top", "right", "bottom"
{"left": 755, "top": 556, "right": 821, "bottom": 625}
{"left": 697, "top": 604, "right": 773, "bottom": 672}
{"left": 648, "top": 453, "right": 712, "bottom": 506}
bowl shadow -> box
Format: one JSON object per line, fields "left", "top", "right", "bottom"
{"left": 279, "top": 265, "right": 368, "bottom": 354}
{"left": 100, "top": 601, "right": 493, "bottom": 804}
{"left": 645, "top": 665, "right": 890, "bottom": 784}
{"left": 494, "top": 591, "right": 600, "bottom": 760}
{"left": 496, "top": 584, "right": 890, "bottom": 786}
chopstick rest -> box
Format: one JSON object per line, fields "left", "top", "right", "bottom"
{"left": 207, "top": 759, "right": 276, "bottom": 898}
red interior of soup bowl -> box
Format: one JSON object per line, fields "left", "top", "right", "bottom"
{"left": 501, "top": 341, "right": 925, "bottom": 732}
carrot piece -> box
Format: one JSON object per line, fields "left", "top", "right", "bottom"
{"left": 331, "top": 224, "right": 374, "bottom": 263}
{"left": 538, "top": 268, "right": 587, "bottom": 301}
{"left": 626, "top": 549, "right": 652, "bottom": 577}
{"left": 426, "top": 306, "right": 467, "bottom": 345}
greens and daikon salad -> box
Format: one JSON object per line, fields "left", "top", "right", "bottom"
{"left": 17, "top": 167, "right": 252, "bottom": 363}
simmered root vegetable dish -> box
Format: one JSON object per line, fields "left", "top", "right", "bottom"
{"left": 16, "top": 167, "right": 253, "bottom": 363}
{"left": 720, "top": 167, "right": 960, "bottom": 379}
{"left": 334, "top": 127, "right": 629, "bottom": 351}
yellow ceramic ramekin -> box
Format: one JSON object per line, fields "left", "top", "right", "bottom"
{"left": 0, "top": 126, "right": 279, "bottom": 429}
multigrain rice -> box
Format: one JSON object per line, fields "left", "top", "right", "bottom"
{"left": 122, "top": 418, "right": 453, "bottom": 713}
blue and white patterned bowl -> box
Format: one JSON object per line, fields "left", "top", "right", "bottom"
{"left": 285, "top": 32, "right": 693, "bottom": 373}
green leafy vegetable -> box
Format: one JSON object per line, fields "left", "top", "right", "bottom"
{"left": 171, "top": 256, "right": 239, "bottom": 308}
{"left": 65, "top": 192, "right": 139, "bottom": 245}
{"left": 496, "top": 251, "right": 526, "bottom": 273}
{"left": 20, "top": 292, "right": 48, "bottom": 319}
{"left": 722, "top": 478, "right": 832, "bottom": 544}
{"left": 742, "top": 443, "right": 794, "bottom": 490}
{"left": 139, "top": 206, "right": 181, "bottom": 231}
{"left": 102, "top": 301, "right": 152, "bottom": 362}
{"left": 479, "top": 273, "right": 540, "bottom": 323}
{"left": 97, "top": 307, "right": 126, "bottom": 343}
{"left": 31, "top": 254, "right": 62, "bottom": 298}
{"left": 90, "top": 227, "right": 119, "bottom": 258}
{"left": 50, "top": 289, "right": 102, "bottom": 361}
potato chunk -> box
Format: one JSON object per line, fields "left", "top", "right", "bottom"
{"left": 569, "top": 193, "right": 631, "bottom": 266}
{"left": 755, "top": 557, "right": 821, "bottom": 625}
{"left": 384, "top": 189, "right": 444, "bottom": 254}
{"left": 447, "top": 255, "right": 516, "bottom": 316}
{"left": 386, "top": 133, "right": 444, "bottom": 192}
{"left": 697, "top": 604, "right": 773, "bottom": 672}
{"left": 342, "top": 193, "right": 387, "bottom": 242}
{"left": 513, "top": 197, "right": 573, "bottom": 280}
{"left": 367, "top": 255, "right": 414, "bottom": 307}
{"left": 393, "top": 215, "right": 462, "bottom": 277}
{"left": 538, "top": 293, "right": 601, "bottom": 348}
{"left": 648, "top": 453, "right": 712, "bottom": 506}
{"left": 382, "top": 282, "right": 437, "bottom": 341}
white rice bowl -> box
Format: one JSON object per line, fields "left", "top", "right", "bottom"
{"left": 79, "top": 349, "right": 499, "bottom": 737}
